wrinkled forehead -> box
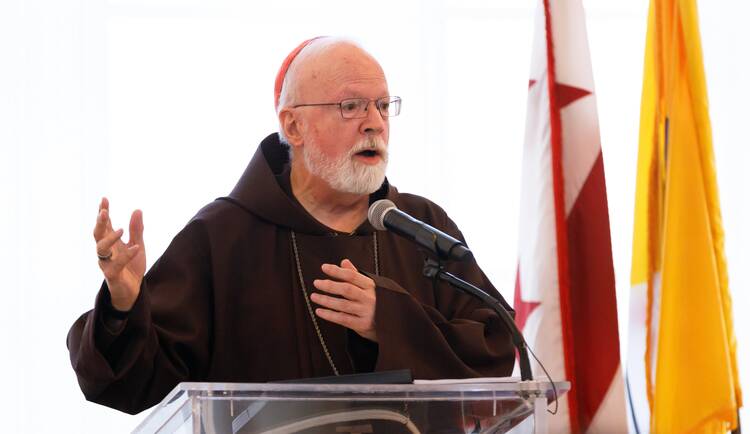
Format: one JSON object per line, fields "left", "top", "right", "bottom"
{"left": 292, "top": 41, "right": 388, "bottom": 100}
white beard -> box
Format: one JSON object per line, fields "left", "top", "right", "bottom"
{"left": 302, "top": 136, "right": 388, "bottom": 195}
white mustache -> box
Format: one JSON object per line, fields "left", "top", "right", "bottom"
{"left": 350, "top": 137, "right": 388, "bottom": 157}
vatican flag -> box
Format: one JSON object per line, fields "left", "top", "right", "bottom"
{"left": 626, "top": 0, "right": 743, "bottom": 433}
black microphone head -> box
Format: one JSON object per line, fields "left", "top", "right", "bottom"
{"left": 368, "top": 199, "right": 396, "bottom": 231}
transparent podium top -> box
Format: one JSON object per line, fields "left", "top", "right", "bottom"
{"left": 134, "top": 379, "right": 569, "bottom": 434}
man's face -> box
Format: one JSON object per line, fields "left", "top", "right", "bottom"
{"left": 294, "top": 45, "right": 390, "bottom": 195}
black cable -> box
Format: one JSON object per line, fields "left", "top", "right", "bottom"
{"left": 523, "top": 337, "right": 558, "bottom": 415}
{"left": 422, "top": 259, "right": 559, "bottom": 413}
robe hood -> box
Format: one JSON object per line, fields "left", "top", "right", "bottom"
{"left": 227, "top": 133, "right": 394, "bottom": 235}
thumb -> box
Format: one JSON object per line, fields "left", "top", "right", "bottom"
{"left": 129, "top": 209, "right": 145, "bottom": 246}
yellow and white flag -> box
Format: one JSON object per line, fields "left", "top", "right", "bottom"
{"left": 627, "top": 0, "right": 743, "bottom": 432}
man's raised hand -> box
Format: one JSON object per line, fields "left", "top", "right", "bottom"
{"left": 93, "top": 197, "right": 146, "bottom": 311}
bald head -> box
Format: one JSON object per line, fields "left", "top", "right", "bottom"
{"left": 277, "top": 38, "right": 386, "bottom": 113}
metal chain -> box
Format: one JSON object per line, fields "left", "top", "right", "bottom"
{"left": 290, "top": 230, "right": 379, "bottom": 376}
{"left": 373, "top": 231, "right": 380, "bottom": 275}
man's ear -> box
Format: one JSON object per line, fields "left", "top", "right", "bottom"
{"left": 279, "top": 108, "right": 304, "bottom": 147}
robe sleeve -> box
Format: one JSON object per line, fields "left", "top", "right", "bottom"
{"left": 66, "top": 220, "right": 213, "bottom": 415}
{"left": 369, "top": 273, "right": 516, "bottom": 380}
{"left": 367, "top": 208, "right": 516, "bottom": 380}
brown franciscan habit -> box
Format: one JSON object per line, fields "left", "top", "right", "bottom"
{"left": 67, "top": 133, "right": 516, "bottom": 414}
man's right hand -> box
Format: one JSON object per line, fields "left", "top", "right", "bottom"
{"left": 94, "top": 197, "right": 146, "bottom": 311}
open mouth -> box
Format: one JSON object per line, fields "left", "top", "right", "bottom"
{"left": 356, "top": 150, "right": 379, "bottom": 158}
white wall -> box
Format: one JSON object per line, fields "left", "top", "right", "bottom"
{"left": 0, "top": 0, "right": 746, "bottom": 432}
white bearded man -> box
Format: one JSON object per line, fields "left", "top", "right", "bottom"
{"left": 67, "top": 36, "right": 516, "bottom": 415}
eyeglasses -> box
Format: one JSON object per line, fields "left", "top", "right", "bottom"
{"left": 292, "top": 96, "right": 401, "bottom": 119}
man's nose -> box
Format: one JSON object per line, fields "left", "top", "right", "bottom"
{"left": 360, "top": 100, "right": 386, "bottom": 135}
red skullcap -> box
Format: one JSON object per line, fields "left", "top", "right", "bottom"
{"left": 274, "top": 36, "right": 325, "bottom": 110}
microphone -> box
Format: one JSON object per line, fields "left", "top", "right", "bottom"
{"left": 368, "top": 199, "right": 473, "bottom": 262}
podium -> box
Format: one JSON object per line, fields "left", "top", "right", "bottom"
{"left": 133, "top": 379, "right": 569, "bottom": 434}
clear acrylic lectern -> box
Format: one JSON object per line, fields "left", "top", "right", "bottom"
{"left": 133, "top": 379, "right": 569, "bottom": 434}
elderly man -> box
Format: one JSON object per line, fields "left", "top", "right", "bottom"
{"left": 67, "top": 37, "right": 515, "bottom": 415}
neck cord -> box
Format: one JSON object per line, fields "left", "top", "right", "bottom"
{"left": 290, "top": 230, "right": 379, "bottom": 376}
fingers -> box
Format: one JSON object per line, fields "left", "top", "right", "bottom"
{"left": 314, "top": 304, "right": 377, "bottom": 342}
{"left": 94, "top": 198, "right": 144, "bottom": 248}
{"left": 320, "top": 261, "right": 373, "bottom": 289}
{"left": 314, "top": 308, "right": 360, "bottom": 330}
{"left": 312, "top": 270, "right": 376, "bottom": 320}
{"left": 93, "top": 208, "right": 110, "bottom": 241}
{"left": 94, "top": 197, "right": 114, "bottom": 241}
{"left": 340, "top": 259, "right": 356, "bottom": 270}
{"left": 97, "top": 228, "right": 140, "bottom": 277}
{"left": 313, "top": 278, "right": 362, "bottom": 300}
{"left": 96, "top": 228, "right": 124, "bottom": 257}
{"left": 112, "top": 244, "right": 141, "bottom": 268}
{"left": 100, "top": 197, "right": 114, "bottom": 231}
{"left": 313, "top": 259, "right": 378, "bottom": 342}
{"left": 310, "top": 291, "right": 365, "bottom": 316}
{"left": 128, "top": 209, "right": 144, "bottom": 246}
{"left": 100, "top": 244, "right": 142, "bottom": 281}
{"left": 99, "top": 197, "right": 109, "bottom": 213}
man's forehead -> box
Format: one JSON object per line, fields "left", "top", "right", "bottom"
{"left": 307, "top": 46, "right": 384, "bottom": 79}
{"left": 332, "top": 79, "right": 389, "bottom": 98}
{"left": 301, "top": 75, "right": 388, "bottom": 102}
{"left": 299, "top": 51, "right": 387, "bottom": 99}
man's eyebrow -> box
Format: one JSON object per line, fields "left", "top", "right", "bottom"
{"left": 332, "top": 80, "right": 388, "bottom": 98}
{"left": 334, "top": 89, "right": 389, "bottom": 100}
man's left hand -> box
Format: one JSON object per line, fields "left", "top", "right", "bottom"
{"left": 311, "top": 259, "right": 377, "bottom": 342}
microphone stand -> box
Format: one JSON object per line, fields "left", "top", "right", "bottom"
{"left": 422, "top": 258, "right": 534, "bottom": 382}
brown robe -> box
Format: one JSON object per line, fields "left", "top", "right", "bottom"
{"left": 67, "top": 133, "right": 515, "bottom": 414}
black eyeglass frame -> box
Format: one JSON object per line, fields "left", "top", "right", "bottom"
{"left": 292, "top": 96, "right": 401, "bottom": 119}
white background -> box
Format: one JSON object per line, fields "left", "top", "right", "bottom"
{"left": 0, "top": 0, "right": 747, "bottom": 432}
